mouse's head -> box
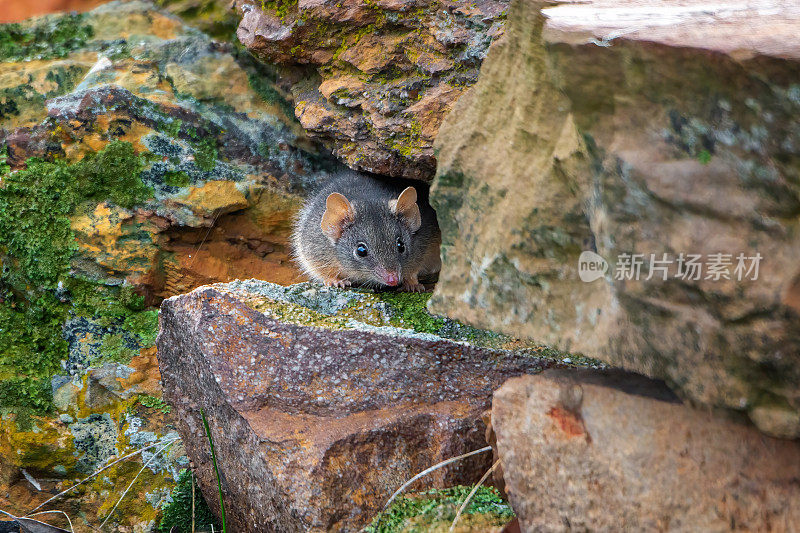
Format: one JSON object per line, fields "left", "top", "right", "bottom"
{"left": 321, "top": 187, "right": 421, "bottom": 287}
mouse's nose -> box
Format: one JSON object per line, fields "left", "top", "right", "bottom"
{"left": 380, "top": 271, "right": 400, "bottom": 286}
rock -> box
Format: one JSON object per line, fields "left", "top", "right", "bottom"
{"left": 236, "top": 0, "right": 508, "bottom": 180}
{"left": 0, "top": 401, "right": 185, "bottom": 529}
{"left": 491, "top": 369, "right": 800, "bottom": 531}
{"left": 429, "top": 0, "right": 800, "bottom": 436}
{"left": 69, "top": 413, "right": 119, "bottom": 474}
{"left": 1, "top": 1, "right": 336, "bottom": 303}
{"left": 157, "top": 279, "right": 556, "bottom": 531}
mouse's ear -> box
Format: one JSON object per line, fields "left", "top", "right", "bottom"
{"left": 321, "top": 192, "right": 355, "bottom": 242}
{"left": 389, "top": 187, "right": 422, "bottom": 232}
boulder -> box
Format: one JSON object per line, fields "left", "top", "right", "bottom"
{"left": 157, "top": 279, "right": 555, "bottom": 531}
{"left": 236, "top": 0, "right": 508, "bottom": 180}
{"left": 491, "top": 369, "right": 800, "bottom": 531}
{"left": 430, "top": 0, "right": 800, "bottom": 437}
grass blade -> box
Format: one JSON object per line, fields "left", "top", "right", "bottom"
{"left": 200, "top": 408, "right": 227, "bottom": 533}
{"left": 26, "top": 511, "right": 74, "bottom": 533}
{"left": 99, "top": 439, "right": 176, "bottom": 528}
{"left": 28, "top": 439, "right": 178, "bottom": 514}
{"left": 369, "top": 445, "right": 493, "bottom": 532}
{"left": 0, "top": 510, "right": 71, "bottom": 533}
{"left": 448, "top": 459, "right": 501, "bottom": 532}
{"left": 192, "top": 470, "right": 196, "bottom": 533}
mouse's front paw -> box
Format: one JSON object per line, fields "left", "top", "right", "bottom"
{"left": 323, "top": 277, "right": 351, "bottom": 289}
{"left": 401, "top": 281, "right": 426, "bottom": 293}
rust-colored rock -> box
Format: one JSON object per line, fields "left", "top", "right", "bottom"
{"left": 492, "top": 369, "right": 800, "bottom": 531}
{"left": 157, "top": 280, "right": 550, "bottom": 531}
{"left": 236, "top": 0, "right": 508, "bottom": 180}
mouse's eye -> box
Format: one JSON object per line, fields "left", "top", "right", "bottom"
{"left": 355, "top": 242, "right": 368, "bottom": 257}
{"left": 396, "top": 238, "right": 405, "bottom": 254}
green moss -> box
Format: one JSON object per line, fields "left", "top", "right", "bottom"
{"left": 259, "top": 0, "right": 298, "bottom": 20}
{"left": 697, "top": 149, "right": 712, "bottom": 165}
{"left": 250, "top": 297, "right": 353, "bottom": 330}
{"left": 0, "top": 13, "right": 93, "bottom": 62}
{"left": 99, "top": 333, "right": 137, "bottom": 363}
{"left": 0, "top": 142, "right": 156, "bottom": 413}
{"left": 378, "top": 292, "right": 445, "bottom": 334}
{"left": 154, "top": 0, "right": 240, "bottom": 42}
{"left": 123, "top": 309, "right": 159, "bottom": 345}
{"left": 0, "top": 150, "right": 77, "bottom": 412}
{"left": 0, "top": 158, "right": 78, "bottom": 288}
{"left": 161, "top": 118, "right": 183, "bottom": 139}
{"left": 73, "top": 140, "right": 153, "bottom": 209}
{"left": 68, "top": 278, "right": 159, "bottom": 364}
{"left": 257, "top": 143, "right": 272, "bottom": 158}
{"left": 0, "top": 374, "right": 58, "bottom": 415}
{"left": 0, "top": 85, "right": 40, "bottom": 121}
{"left": 69, "top": 279, "right": 144, "bottom": 321}
{"left": 158, "top": 469, "right": 220, "bottom": 533}
{"left": 365, "top": 486, "right": 514, "bottom": 533}
{"left": 370, "top": 66, "right": 406, "bottom": 85}
{"left": 192, "top": 138, "right": 218, "bottom": 172}
{"left": 247, "top": 70, "right": 295, "bottom": 120}
{"left": 388, "top": 119, "right": 424, "bottom": 158}
{"left": 376, "top": 291, "right": 515, "bottom": 345}
{"left": 164, "top": 170, "right": 191, "bottom": 187}
{"left": 138, "top": 394, "right": 171, "bottom": 414}
{"left": 0, "top": 65, "right": 85, "bottom": 123}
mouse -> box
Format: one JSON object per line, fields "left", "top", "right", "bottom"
{"left": 292, "top": 172, "right": 441, "bottom": 292}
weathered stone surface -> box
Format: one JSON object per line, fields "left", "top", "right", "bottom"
{"left": 157, "top": 279, "right": 554, "bottom": 531}
{"left": 1, "top": 1, "right": 336, "bottom": 302}
{"left": 430, "top": 0, "right": 800, "bottom": 436}
{"left": 1, "top": 355, "right": 185, "bottom": 531}
{"left": 492, "top": 369, "right": 800, "bottom": 532}
{"left": 156, "top": 0, "right": 242, "bottom": 42}
{"left": 236, "top": 0, "right": 508, "bottom": 180}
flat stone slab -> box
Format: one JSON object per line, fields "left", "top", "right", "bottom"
{"left": 157, "top": 280, "right": 554, "bottom": 531}
{"left": 492, "top": 369, "right": 800, "bottom": 531}
{"left": 543, "top": 0, "right": 800, "bottom": 60}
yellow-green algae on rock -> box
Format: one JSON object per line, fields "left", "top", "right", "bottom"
{"left": 219, "top": 279, "right": 603, "bottom": 365}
